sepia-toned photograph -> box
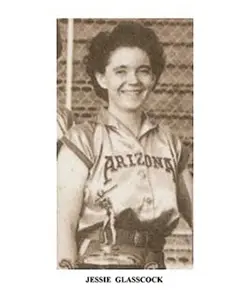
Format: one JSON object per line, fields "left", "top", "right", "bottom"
{"left": 57, "top": 18, "right": 193, "bottom": 270}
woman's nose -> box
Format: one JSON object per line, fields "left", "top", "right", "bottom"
{"left": 127, "top": 71, "right": 139, "bottom": 84}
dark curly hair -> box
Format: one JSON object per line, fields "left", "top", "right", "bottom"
{"left": 86, "top": 21, "right": 165, "bottom": 101}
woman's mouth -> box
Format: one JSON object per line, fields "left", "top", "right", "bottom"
{"left": 121, "top": 89, "right": 143, "bottom": 95}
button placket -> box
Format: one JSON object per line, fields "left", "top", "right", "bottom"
{"left": 134, "top": 147, "right": 155, "bottom": 216}
{"left": 144, "top": 196, "right": 153, "bottom": 205}
{"left": 137, "top": 169, "right": 147, "bottom": 180}
{"left": 140, "top": 166, "right": 156, "bottom": 220}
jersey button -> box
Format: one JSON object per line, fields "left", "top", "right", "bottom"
{"left": 137, "top": 170, "right": 147, "bottom": 179}
{"left": 143, "top": 196, "right": 153, "bottom": 204}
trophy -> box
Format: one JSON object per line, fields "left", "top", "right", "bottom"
{"left": 95, "top": 190, "right": 117, "bottom": 250}
{"left": 79, "top": 187, "right": 144, "bottom": 268}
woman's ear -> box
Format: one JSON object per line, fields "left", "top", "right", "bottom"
{"left": 95, "top": 72, "right": 107, "bottom": 89}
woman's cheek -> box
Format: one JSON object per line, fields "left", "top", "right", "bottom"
{"left": 140, "top": 75, "right": 155, "bottom": 87}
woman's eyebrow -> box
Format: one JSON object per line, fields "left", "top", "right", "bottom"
{"left": 113, "top": 64, "right": 151, "bottom": 71}
{"left": 113, "top": 65, "right": 128, "bottom": 70}
{"left": 137, "top": 65, "right": 151, "bottom": 69}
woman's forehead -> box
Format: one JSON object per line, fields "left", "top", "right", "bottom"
{"left": 107, "top": 46, "right": 151, "bottom": 68}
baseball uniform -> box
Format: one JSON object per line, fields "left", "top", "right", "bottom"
{"left": 60, "top": 107, "right": 190, "bottom": 267}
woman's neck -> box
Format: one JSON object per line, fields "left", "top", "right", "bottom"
{"left": 108, "top": 104, "right": 142, "bottom": 137}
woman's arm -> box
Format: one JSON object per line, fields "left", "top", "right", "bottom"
{"left": 177, "top": 168, "right": 193, "bottom": 229}
{"left": 57, "top": 145, "right": 89, "bottom": 268}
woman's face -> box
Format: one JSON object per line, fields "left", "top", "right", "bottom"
{"left": 96, "top": 47, "right": 156, "bottom": 112}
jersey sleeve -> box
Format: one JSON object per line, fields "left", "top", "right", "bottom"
{"left": 60, "top": 122, "right": 95, "bottom": 169}
{"left": 175, "top": 137, "right": 191, "bottom": 175}
{"left": 57, "top": 105, "right": 74, "bottom": 141}
{"left": 159, "top": 124, "right": 191, "bottom": 175}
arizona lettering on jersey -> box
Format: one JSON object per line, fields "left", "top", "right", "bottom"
{"left": 103, "top": 153, "right": 175, "bottom": 185}
{"left": 61, "top": 107, "right": 189, "bottom": 232}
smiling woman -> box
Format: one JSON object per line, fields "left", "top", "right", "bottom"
{"left": 86, "top": 22, "right": 165, "bottom": 102}
{"left": 57, "top": 21, "right": 193, "bottom": 269}
{"left": 95, "top": 47, "right": 155, "bottom": 116}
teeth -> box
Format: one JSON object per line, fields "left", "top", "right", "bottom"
{"left": 122, "top": 90, "right": 141, "bottom": 94}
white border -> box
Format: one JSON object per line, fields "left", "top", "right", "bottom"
{"left": 1, "top": 1, "right": 250, "bottom": 300}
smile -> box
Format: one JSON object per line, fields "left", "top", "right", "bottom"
{"left": 121, "top": 90, "right": 143, "bottom": 94}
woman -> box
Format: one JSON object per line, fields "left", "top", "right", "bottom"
{"left": 57, "top": 21, "right": 193, "bottom": 269}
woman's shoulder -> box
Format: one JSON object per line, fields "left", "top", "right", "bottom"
{"left": 60, "top": 120, "right": 98, "bottom": 164}
{"left": 57, "top": 103, "right": 72, "bottom": 118}
{"left": 57, "top": 104, "right": 74, "bottom": 130}
{"left": 157, "top": 123, "right": 191, "bottom": 172}
{"left": 69, "top": 120, "right": 96, "bottom": 133}
{"left": 157, "top": 123, "right": 181, "bottom": 147}
{"left": 65, "top": 120, "right": 97, "bottom": 144}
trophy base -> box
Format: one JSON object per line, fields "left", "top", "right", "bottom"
{"left": 78, "top": 240, "right": 145, "bottom": 269}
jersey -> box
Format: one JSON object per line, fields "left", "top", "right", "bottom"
{"left": 57, "top": 104, "right": 74, "bottom": 141}
{"left": 61, "top": 107, "right": 189, "bottom": 237}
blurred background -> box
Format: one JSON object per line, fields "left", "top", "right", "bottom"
{"left": 57, "top": 18, "right": 193, "bottom": 268}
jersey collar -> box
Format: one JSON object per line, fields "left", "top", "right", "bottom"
{"left": 96, "top": 107, "right": 158, "bottom": 138}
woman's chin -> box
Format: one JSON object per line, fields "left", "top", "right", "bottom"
{"left": 120, "top": 97, "right": 146, "bottom": 112}
{"left": 123, "top": 103, "right": 144, "bottom": 112}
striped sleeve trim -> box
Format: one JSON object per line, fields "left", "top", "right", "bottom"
{"left": 57, "top": 117, "right": 66, "bottom": 135}
{"left": 61, "top": 136, "right": 94, "bottom": 170}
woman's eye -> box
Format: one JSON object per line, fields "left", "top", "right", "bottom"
{"left": 116, "top": 70, "right": 126, "bottom": 75}
{"left": 138, "top": 69, "right": 150, "bottom": 74}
